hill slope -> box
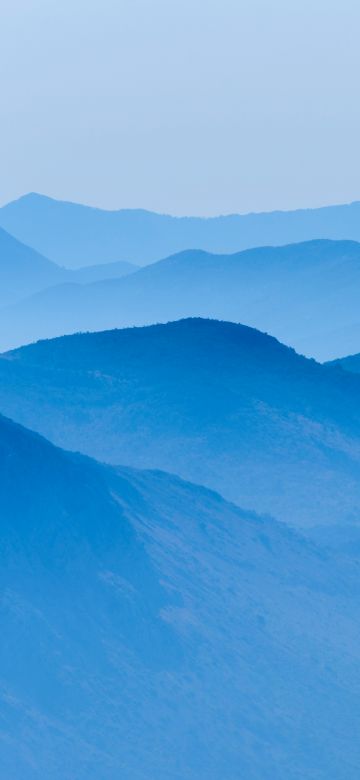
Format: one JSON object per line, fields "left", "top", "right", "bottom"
{"left": 0, "top": 226, "right": 137, "bottom": 307}
{"left": 1, "top": 239, "right": 359, "bottom": 358}
{"left": 0, "top": 226, "right": 64, "bottom": 306}
{"left": 2, "top": 192, "right": 360, "bottom": 268}
{"left": 2, "top": 412, "right": 360, "bottom": 778}
{"left": 327, "top": 352, "right": 360, "bottom": 375}
{"left": 2, "top": 318, "right": 360, "bottom": 527}
{"left": 69, "top": 258, "right": 138, "bottom": 283}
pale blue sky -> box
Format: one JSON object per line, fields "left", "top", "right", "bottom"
{"left": 1, "top": 0, "right": 360, "bottom": 214}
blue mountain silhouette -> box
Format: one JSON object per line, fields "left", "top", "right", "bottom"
{"left": 1, "top": 238, "right": 360, "bottom": 357}
{"left": 2, "top": 192, "right": 360, "bottom": 268}
{"left": 326, "top": 351, "right": 360, "bottom": 374}
{"left": 2, "top": 317, "right": 360, "bottom": 527}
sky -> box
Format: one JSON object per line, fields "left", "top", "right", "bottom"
{"left": 1, "top": 0, "right": 360, "bottom": 215}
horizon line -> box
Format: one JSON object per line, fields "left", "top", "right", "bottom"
{"left": 1, "top": 191, "right": 360, "bottom": 220}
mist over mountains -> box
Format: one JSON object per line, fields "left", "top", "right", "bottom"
{"left": 0, "top": 226, "right": 63, "bottom": 306}
{"left": 0, "top": 225, "right": 137, "bottom": 308}
{"left": 3, "top": 190, "right": 360, "bottom": 778}
{"left": 1, "top": 237, "right": 360, "bottom": 358}
{"left": 3, "top": 412, "right": 360, "bottom": 779}
{"left": 2, "top": 192, "right": 360, "bottom": 268}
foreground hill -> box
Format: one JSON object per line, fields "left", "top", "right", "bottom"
{"left": 2, "top": 412, "right": 360, "bottom": 778}
{"left": 1, "top": 239, "right": 360, "bottom": 358}
{"left": 2, "top": 192, "right": 360, "bottom": 268}
{"left": 2, "top": 318, "right": 360, "bottom": 527}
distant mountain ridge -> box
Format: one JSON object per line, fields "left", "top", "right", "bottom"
{"left": 3, "top": 411, "right": 360, "bottom": 778}
{"left": 0, "top": 226, "right": 63, "bottom": 306}
{"left": 0, "top": 225, "right": 137, "bottom": 307}
{"left": 1, "top": 238, "right": 360, "bottom": 358}
{"left": 2, "top": 317, "right": 360, "bottom": 527}
{"left": 2, "top": 191, "right": 360, "bottom": 268}
{"left": 327, "top": 352, "right": 360, "bottom": 375}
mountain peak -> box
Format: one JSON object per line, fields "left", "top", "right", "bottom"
{"left": 6, "top": 317, "right": 294, "bottom": 371}
{"left": 4, "top": 316, "right": 359, "bottom": 529}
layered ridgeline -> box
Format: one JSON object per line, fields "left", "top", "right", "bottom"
{"left": 0, "top": 226, "right": 137, "bottom": 307}
{"left": 1, "top": 239, "right": 360, "bottom": 358}
{"left": 2, "top": 318, "right": 360, "bottom": 528}
{"left": 2, "top": 192, "right": 360, "bottom": 267}
{"left": 2, "top": 412, "right": 360, "bottom": 779}
{"left": 0, "top": 226, "right": 63, "bottom": 306}
{"left": 327, "top": 351, "right": 360, "bottom": 375}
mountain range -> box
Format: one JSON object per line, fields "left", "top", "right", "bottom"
{"left": 1, "top": 238, "right": 360, "bottom": 357}
{"left": 4, "top": 189, "right": 360, "bottom": 778}
{"left": 3, "top": 411, "right": 360, "bottom": 779}
{"left": 3, "top": 192, "right": 360, "bottom": 268}
{"left": 2, "top": 317, "right": 360, "bottom": 528}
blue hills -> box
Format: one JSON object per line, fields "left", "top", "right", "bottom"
{"left": 1, "top": 238, "right": 360, "bottom": 358}
{"left": 0, "top": 225, "right": 137, "bottom": 307}
{"left": 2, "top": 317, "right": 360, "bottom": 528}
{"left": 3, "top": 411, "right": 360, "bottom": 779}
{"left": 4, "top": 193, "right": 360, "bottom": 778}
{"left": 2, "top": 191, "right": 360, "bottom": 268}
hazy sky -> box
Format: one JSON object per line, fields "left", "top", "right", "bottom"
{"left": 1, "top": 0, "right": 360, "bottom": 214}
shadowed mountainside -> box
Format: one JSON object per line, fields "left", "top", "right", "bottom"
{"left": 2, "top": 318, "right": 360, "bottom": 527}
{"left": 2, "top": 412, "right": 360, "bottom": 778}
